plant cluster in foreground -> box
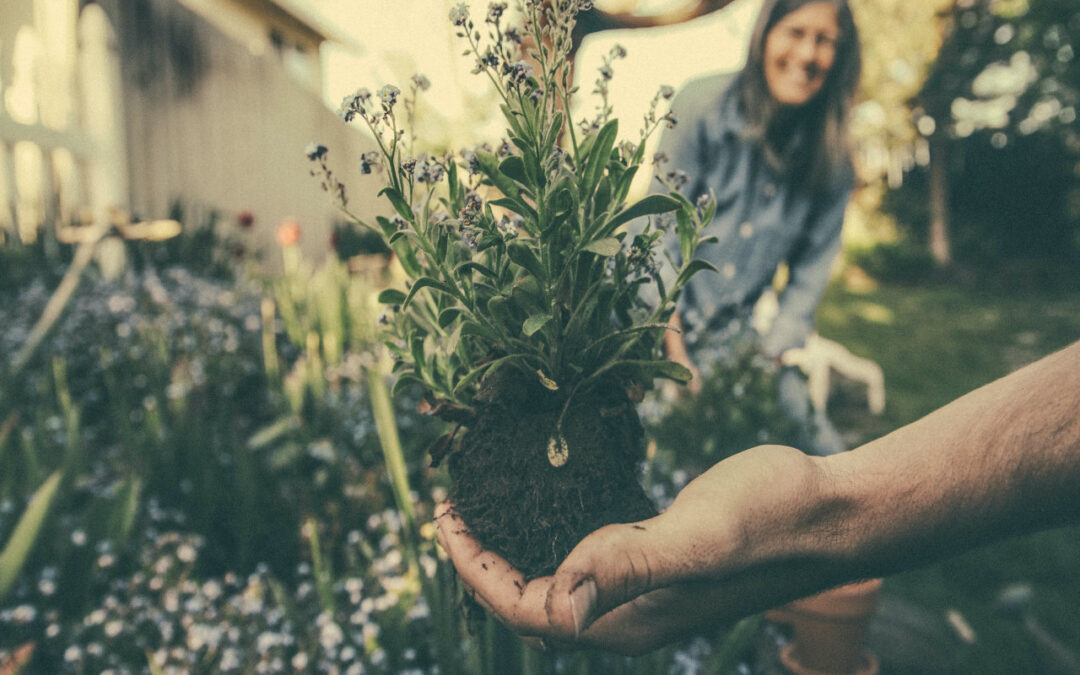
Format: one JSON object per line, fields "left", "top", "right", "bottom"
{"left": 310, "top": 0, "right": 719, "bottom": 448}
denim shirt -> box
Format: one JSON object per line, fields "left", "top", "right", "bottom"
{"left": 650, "top": 72, "right": 852, "bottom": 358}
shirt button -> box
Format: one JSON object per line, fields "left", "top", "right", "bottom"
{"left": 722, "top": 263, "right": 737, "bottom": 279}
{"left": 739, "top": 222, "right": 754, "bottom": 238}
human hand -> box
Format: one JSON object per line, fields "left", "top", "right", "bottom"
{"left": 436, "top": 445, "right": 831, "bottom": 654}
{"left": 663, "top": 315, "right": 702, "bottom": 396}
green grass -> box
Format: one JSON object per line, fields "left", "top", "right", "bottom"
{"left": 816, "top": 278, "right": 1080, "bottom": 673}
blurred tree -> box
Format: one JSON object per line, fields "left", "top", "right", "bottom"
{"left": 905, "top": 0, "right": 1079, "bottom": 268}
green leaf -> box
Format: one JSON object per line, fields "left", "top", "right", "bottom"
{"left": 476, "top": 151, "right": 520, "bottom": 200}
{"left": 581, "top": 324, "right": 670, "bottom": 358}
{"left": 385, "top": 340, "right": 408, "bottom": 359}
{"left": 378, "top": 289, "right": 407, "bottom": 305}
{"left": 521, "top": 146, "right": 541, "bottom": 190}
{"left": 606, "top": 194, "right": 681, "bottom": 232}
{"left": 376, "top": 216, "right": 396, "bottom": 239}
{"left": 438, "top": 307, "right": 463, "bottom": 327}
{"left": 597, "top": 359, "right": 693, "bottom": 383}
{"left": 448, "top": 159, "right": 460, "bottom": 202}
{"left": 460, "top": 320, "right": 500, "bottom": 341}
{"left": 452, "top": 362, "right": 488, "bottom": 397}
{"left": 247, "top": 415, "right": 302, "bottom": 450}
{"left": 543, "top": 111, "right": 564, "bottom": 156}
{"left": 410, "top": 335, "right": 427, "bottom": 375}
{"left": 453, "top": 352, "right": 533, "bottom": 395}
{"left": 487, "top": 295, "right": 517, "bottom": 328}
{"left": 402, "top": 277, "right": 456, "bottom": 309}
{"left": 676, "top": 259, "right": 719, "bottom": 288}
{"left": 455, "top": 261, "right": 497, "bottom": 279}
{"left": 700, "top": 190, "right": 717, "bottom": 224}
{"left": 477, "top": 353, "right": 536, "bottom": 385}
{"left": 507, "top": 241, "right": 546, "bottom": 282}
{"left": 593, "top": 176, "right": 612, "bottom": 216}
{"left": 109, "top": 477, "right": 142, "bottom": 544}
{"left": 436, "top": 225, "right": 449, "bottom": 261}
{"left": 391, "top": 372, "right": 427, "bottom": 397}
{"left": 0, "top": 471, "right": 62, "bottom": 602}
{"left": 488, "top": 197, "right": 538, "bottom": 222}
{"left": 378, "top": 187, "right": 413, "bottom": 221}
{"left": 522, "top": 314, "right": 552, "bottom": 336}
{"left": 499, "top": 156, "right": 528, "bottom": 186}
{"left": 613, "top": 164, "right": 639, "bottom": 203}
{"left": 390, "top": 239, "right": 422, "bottom": 277}
{"left": 443, "top": 322, "right": 463, "bottom": 356}
{"left": 500, "top": 104, "right": 528, "bottom": 140}
{"left": 584, "top": 119, "right": 618, "bottom": 192}
{"left": 581, "top": 238, "right": 622, "bottom": 257}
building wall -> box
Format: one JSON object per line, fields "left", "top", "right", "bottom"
{"left": 1, "top": 0, "right": 381, "bottom": 267}
{"left": 102, "top": 0, "right": 383, "bottom": 266}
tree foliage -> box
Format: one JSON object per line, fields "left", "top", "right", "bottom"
{"left": 877, "top": 0, "right": 1080, "bottom": 268}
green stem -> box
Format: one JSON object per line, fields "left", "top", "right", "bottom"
{"left": 365, "top": 351, "right": 420, "bottom": 573}
{"left": 10, "top": 225, "right": 106, "bottom": 378}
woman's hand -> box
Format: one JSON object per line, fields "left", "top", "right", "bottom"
{"left": 663, "top": 312, "right": 702, "bottom": 396}
{"left": 435, "top": 445, "right": 831, "bottom": 654}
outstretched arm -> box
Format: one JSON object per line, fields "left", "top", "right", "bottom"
{"left": 437, "top": 341, "right": 1080, "bottom": 654}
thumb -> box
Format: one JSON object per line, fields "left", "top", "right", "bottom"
{"left": 544, "top": 513, "right": 681, "bottom": 638}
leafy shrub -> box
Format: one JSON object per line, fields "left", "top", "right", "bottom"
{"left": 847, "top": 240, "right": 934, "bottom": 284}
{"left": 0, "top": 258, "right": 437, "bottom": 624}
{"left": 646, "top": 335, "right": 806, "bottom": 482}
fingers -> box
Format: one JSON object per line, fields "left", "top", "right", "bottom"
{"left": 687, "top": 365, "right": 703, "bottom": 396}
{"left": 435, "top": 504, "right": 554, "bottom": 636}
{"left": 435, "top": 504, "right": 721, "bottom": 654}
{"left": 544, "top": 515, "right": 677, "bottom": 638}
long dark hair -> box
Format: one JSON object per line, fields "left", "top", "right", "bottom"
{"left": 739, "top": 0, "right": 861, "bottom": 192}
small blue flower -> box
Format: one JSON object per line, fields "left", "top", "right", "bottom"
{"left": 305, "top": 142, "right": 327, "bottom": 161}
{"left": 359, "top": 151, "right": 381, "bottom": 175}
{"left": 449, "top": 3, "right": 470, "bottom": 26}
{"left": 378, "top": 85, "right": 400, "bottom": 108}
{"left": 502, "top": 60, "right": 532, "bottom": 86}
{"left": 486, "top": 2, "right": 507, "bottom": 23}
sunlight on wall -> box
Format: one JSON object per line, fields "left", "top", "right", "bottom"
{"left": 573, "top": 0, "right": 761, "bottom": 195}
{"left": 316, "top": 0, "right": 762, "bottom": 157}
{"left": 1, "top": 0, "right": 116, "bottom": 240}
{"left": 36, "top": 0, "right": 79, "bottom": 131}
{"left": 319, "top": 0, "right": 505, "bottom": 148}
{"left": 13, "top": 140, "right": 43, "bottom": 240}
{"left": 6, "top": 26, "right": 40, "bottom": 125}
{"left": 573, "top": 0, "right": 759, "bottom": 141}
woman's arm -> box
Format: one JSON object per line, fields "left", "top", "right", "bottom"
{"left": 437, "top": 341, "right": 1080, "bottom": 654}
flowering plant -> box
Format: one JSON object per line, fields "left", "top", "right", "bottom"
{"left": 311, "top": 0, "right": 717, "bottom": 440}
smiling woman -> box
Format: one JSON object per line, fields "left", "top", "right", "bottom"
{"left": 761, "top": 2, "right": 839, "bottom": 106}
{"left": 652, "top": 0, "right": 862, "bottom": 457}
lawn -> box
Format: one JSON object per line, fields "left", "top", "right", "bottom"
{"left": 816, "top": 275, "right": 1080, "bottom": 674}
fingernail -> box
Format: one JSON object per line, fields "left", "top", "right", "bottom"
{"left": 570, "top": 578, "right": 596, "bottom": 637}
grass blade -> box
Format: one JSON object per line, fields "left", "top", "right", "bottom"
{"left": 0, "top": 471, "right": 63, "bottom": 602}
